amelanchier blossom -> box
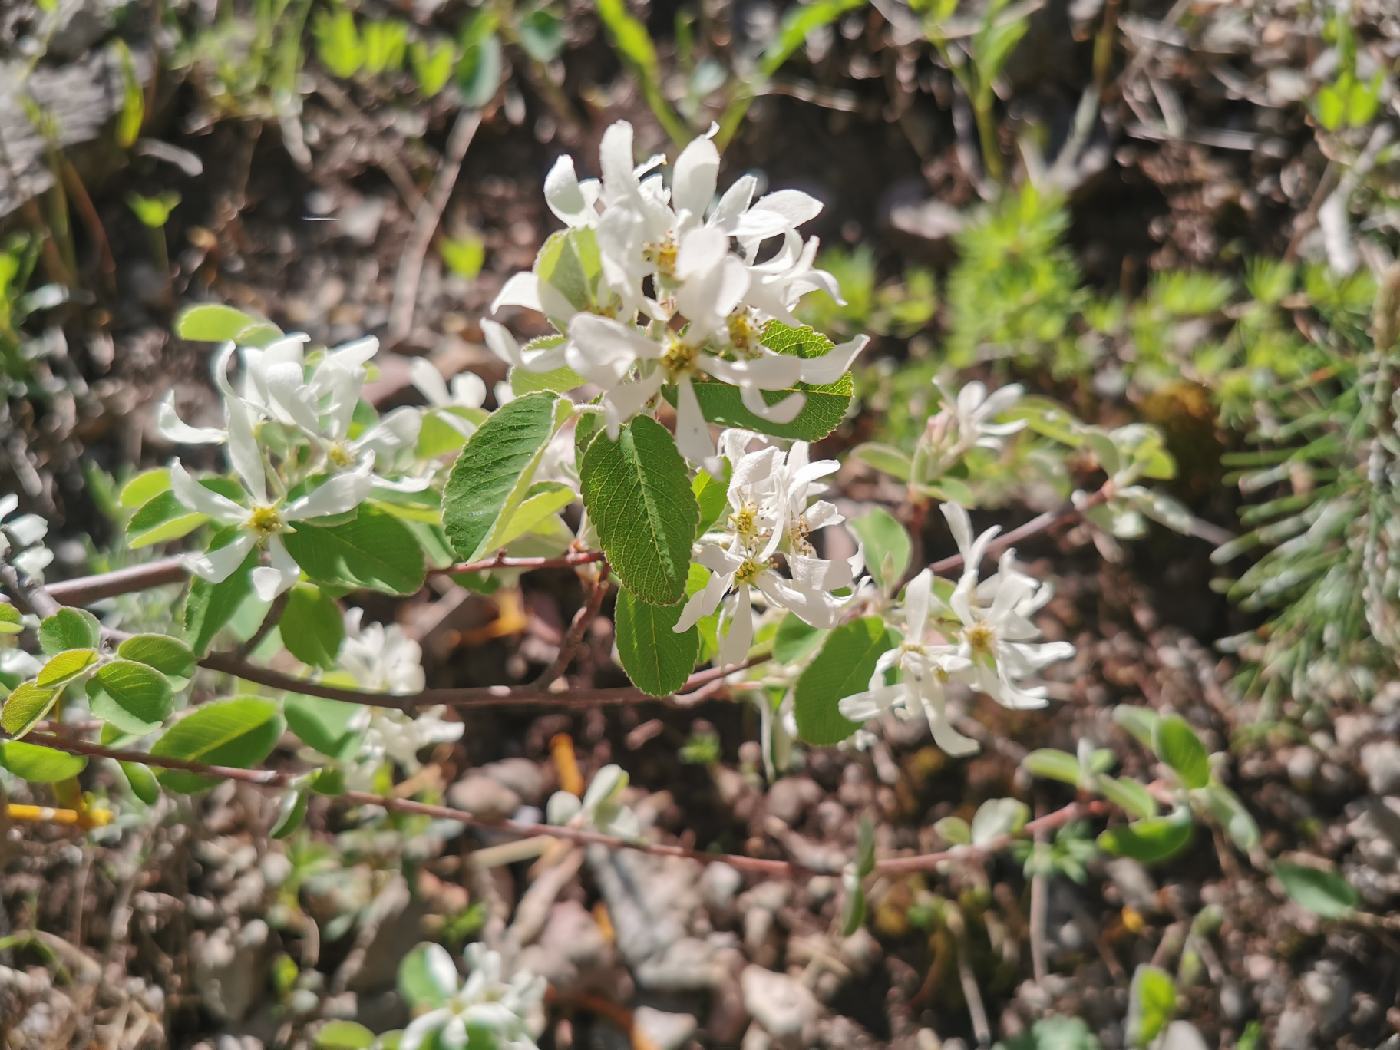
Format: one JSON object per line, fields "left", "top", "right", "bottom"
{"left": 677, "top": 429, "right": 862, "bottom": 666}
{"left": 487, "top": 120, "right": 869, "bottom": 462}
{"left": 840, "top": 504, "right": 1074, "bottom": 753}
{"left": 399, "top": 943, "right": 545, "bottom": 1050}
{"left": 547, "top": 763, "right": 642, "bottom": 840}
{"left": 332, "top": 609, "right": 463, "bottom": 790}
{"left": 920, "top": 379, "right": 1026, "bottom": 467}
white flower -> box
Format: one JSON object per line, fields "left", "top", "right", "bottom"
{"left": 411, "top": 358, "right": 488, "bottom": 439}
{"left": 399, "top": 943, "right": 545, "bottom": 1050}
{"left": 546, "top": 763, "right": 641, "bottom": 840}
{"left": 839, "top": 570, "right": 978, "bottom": 755}
{"left": 338, "top": 608, "right": 426, "bottom": 694}
{"left": 925, "top": 380, "right": 1026, "bottom": 461}
{"left": 941, "top": 504, "right": 1075, "bottom": 711}
{"left": 676, "top": 432, "right": 860, "bottom": 662}
{"left": 0, "top": 495, "right": 54, "bottom": 582}
{"left": 168, "top": 394, "right": 374, "bottom": 600}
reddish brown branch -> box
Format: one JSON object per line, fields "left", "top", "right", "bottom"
{"left": 928, "top": 482, "right": 1116, "bottom": 577}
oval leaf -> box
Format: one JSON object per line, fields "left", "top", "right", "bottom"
{"left": 1274, "top": 861, "right": 1357, "bottom": 918}
{"left": 614, "top": 586, "right": 699, "bottom": 696}
{"left": 91, "top": 660, "right": 174, "bottom": 733}
{"left": 0, "top": 740, "right": 86, "bottom": 782}
{"left": 1, "top": 680, "right": 60, "bottom": 737}
{"left": 38, "top": 608, "right": 101, "bottom": 655}
{"left": 149, "top": 696, "right": 284, "bottom": 793}
{"left": 117, "top": 634, "right": 196, "bottom": 679}
{"left": 1153, "top": 715, "right": 1210, "bottom": 789}
{"left": 793, "top": 616, "right": 895, "bottom": 745}
{"left": 1098, "top": 813, "right": 1193, "bottom": 864}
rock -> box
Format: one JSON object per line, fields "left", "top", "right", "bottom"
{"left": 447, "top": 774, "right": 522, "bottom": 821}
{"left": 192, "top": 921, "right": 270, "bottom": 1023}
{"left": 701, "top": 862, "right": 743, "bottom": 916}
{"left": 1360, "top": 740, "right": 1400, "bottom": 795}
{"left": 516, "top": 902, "right": 612, "bottom": 996}
{"left": 1301, "top": 962, "right": 1351, "bottom": 1034}
{"left": 741, "top": 966, "right": 819, "bottom": 1041}
{"left": 1275, "top": 1004, "right": 1315, "bottom": 1050}
{"left": 1285, "top": 747, "right": 1318, "bottom": 790}
{"left": 480, "top": 757, "right": 548, "bottom": 804}
{"left": 634, "top": 1006, "right": 698, "bottom": 1050}
{"left": 765, "top": 777, "right": 821, "bottom": 827}
{"left": 335, "top": 196, "right": 387, "bottom": 247}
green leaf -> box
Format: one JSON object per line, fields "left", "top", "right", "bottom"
{"left": 1094, "top": 775, "right": 1158, "bottom": 821}
{"left": 1113, "top": 705, "right": 1159, "bottom": 750}
{"left": 182, "top": 540, "right": 258, "bottom": 655}
{"left": 692, "top": 468, "right": 728, "bottom": 537}
{"left": 285, "top": 504, "right": 426, "bottom": 596}
{"left": 614, "top": 587, "right": 699, "bottom": 696}
{"left": 456, "top": 16, "right": 502, "bottom": 108}
{"left": 37, "top": 648, "right": 99, "bottom": 688}
{"left": 772, "top": 612, "right": 825, "bottom": 665}
{"left": 175, "top": 304, "right": 264, "bottom": 343}
{"left": 127, "top": 192, "right": 179, "bottom": 229}
{"left": 116, "top": 634, "right": 196, "bottom": 679}
{"left": 1, "top": 681, "right": 59, "bottom": 736}
{"left": 119, "top": 758, "right": 160, "bottom": 805}
{"left": 853, "top": 443, "right": 912, "bottom": 481}
{"left": 848, "top": 507, "right": 910, "bottom": 592}
{"left": 793, "top": 616, "right": 894, "bottom": 745}
{"left": 114, "top": 39, "right": 144, "bottom": 147}
{"left": 971, "top": 797, "right": 1029, "bottom": 845}
{"left": 398, "top": 943, "right": 457, "bottom": 1008}
{"left": 0, "top": 603, "right": 21, "bottom": 634}
{"left": 580, "top": 415, "right": 698, "bottom": 605}
{"left": 1153, "top": 715, "right": 1210, "bottom": 789}
{"left": 127, "top": 490, "right": 208, "bottom": 548}
{"left": 1098, "top": 813, "right": 1193, "bottom": 864}
{"left": 149, "top": 696, "right": 284, "bottom": 793}
{"left": 314, "top": 8, "right": 364, "bottom": 78}
{"left": 38, "top": 608, "right": 101, "bottom": 655}
{"left": 489, "top": 482, "right": 576, "bottom": 550}
{"left": 934, "top": 815, "right": 971, "bottom": 846}
{"left": 759, "top": 0, "right": 864, "bottom": 77}
{"left": 90, "top": 660, "right": 173, "bottom": 734}
{"left": 279, "top": 586, "right": 344, "bottom": 670}
{"left": 685, "top": 322, "right": 854, "bottom": 441}
{"left": 1023, "top": 748, "right": 1082, "bottom": 787}
{"left": 1126, "top": 965, "right": 1176, "bottom": 1048}
{"left": 315, "top": 1019, "right": 376, "bottom": 1050}
{"left": 1201, "top": 783, "right": 1259, "bottom": 852}
{"left": 519, "top": 9, "right": 565, "bottom": 62}
{"left": 439, "top": 233, "right": 485, "bottom": 280}
{"left": 1001, "top": 1016, "right": 1101, "bottom": 1050}
{"left": 118, "top": 467, "right": 170, "bottom": 510}
{"left": 409, "top": 39, "right": 457, "bottom": 97}
{"left": 0, "top": 740, "right": 86, "bottom": 782}
{"left": 442, "top": 392, "right": 562, "bottom": 561}
{"left": 285, "top": 695, "right": 364, "bottom": 761}
{"left": 1274, "top": 861, "right": 1357, "bottom": 918}
{"left": 271, "top": 786, "right": 311, "bottom": 839}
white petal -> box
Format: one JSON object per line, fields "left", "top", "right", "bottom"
{"left": 491, "top": 273, "right": 543, "bottom": 314}
{"left": 168, "top": 460, "right": 246, "bottom": 522}
{"left": 904, "top": 569, "right": 933, "bottom": 640}
{"left": 284, "top": 463, "right": 374, "bottom": 521}
{"left": 672, "top": 134, "right": 719, "bottom": 219}
{"left": 710, "top": 174, "right": 756, "bottom": 232}
{"left": 225, "top": 398, "right": 268, "bottom": 504}
{"left": 672, "top": 378, "right": 714, "bottom": 463}
{"left": 251, "top": 537, "right": 299, "bottom": 600}
{"left": 599, "top": 121, "right": 638, "bottom": 200}
{"left": 6, "top": 513, "right": 48, "bottom": 548}
{"left": 674, "top": 571, "right": 728, "bottom": 632}
{"left": 544, "top": 154, "right": 590, "bottom": 225}
{"left": 799, "top": 334, "right": 868, "bottom": 385}
{"left": 185, "top": 531, "right": 257, "bottom": 583}
{"left": 739, "top": 382, "right": 805, "bottom": 425}
{"left": 157, "top": 395, "right": 227, "bottom": 444}
{"left": 718, "top": 590, "right": 755, "bottom": 666}
{"left": 326, "top": 335, "right": 379, "bottom": 372}
{"left": 410, "top": 358, "right": 452, "bottom": 405}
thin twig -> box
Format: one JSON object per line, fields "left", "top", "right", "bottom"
{"left": 388, "top": 108, "right": 482, "bottom": 345}
{"left": 532, "top": 564, "right": 610, "bottom": 689}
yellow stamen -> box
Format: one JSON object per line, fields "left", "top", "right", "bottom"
{"left": 965, "top": 622, "right": 996, "bottom": 655}
{"left": 246, "top": 505, "right": 284, "bottom": 537}
{"left": 643, "top": 237, "right": 678, "bottom": 279}
{"left": 326, "top": 443, "right": 354, "bottom": 468}
{"left": 734, "top": 558, "right": 764, "bottom": 585}
{"left": 661, "top": 335, "right": 698, "bottom": 379}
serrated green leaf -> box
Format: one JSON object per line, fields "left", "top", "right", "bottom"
{"left": 580, "top": 415, "right": 698, "bottom": 605}
{"left": 284, "top": 694, "right": 364, "bottom": 761}
{"left": 614, "top": 587, "right": 699, "bottom": 696}
{"left": 38, "top": 609, "right": 101, "bottom": 655}
{"left": 284, "top": 505, "right": 426, "bottom": 596}
{"left": 1153, "top": 715, "right": 1210, "bottom": 789}
{"left": 793, "top": 616, "right": 894, "bottom": 745}
{"left": 1023, "top": 748, "right": 1082, "bottom": 787}
{"left": 1, "top": 680, "right": 59, "bottom": 736}
{"left": 685, "top": 322, "right": 854, "bottom": 441}
{"left": 116, "top": 634, "right": 196, "bottom": 679}
{"left": 442, "top": 392, "right": 561, "bottom": 561}
{"left": 149, "top": 696, "right": 284, "bottom": 792}
{"left": 91, "top": 660, "right": 173, "bottom": 733}
{"left": 279, "top": 585, "right": 344, "bottom": 670}
{"left": 848, "top": 507, "right": 910, "bottom": 592}
{"left": 0, "top": 740, "right": 86, "bottom": 782}
{"left": 1098, "top": 813, "right": 1193, "bottom": 864}
{"left": 1274, "top": 861, "right": 1357, "bottom": 918}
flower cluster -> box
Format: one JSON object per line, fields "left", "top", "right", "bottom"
{"left": 839, "top": 504, "right": 1074, "bottom": 754}
{"left": 546, "top": 763, "right": 641, "bottom": 840}
{"left": 162, "top": 335, "right": 423, "bottom": 599}
{"left": 678, "top": 429, "right": 862, "bottom": 666}
{"left": 486, "top": 121, "right": 869, "bottom": 462}
{"left": 0, "top": 494, "right": 53, "bottom": 583}
{"left": 399, "top": 943, "right": 545, "bottom": 1050}
{"left": 329, "top": 609, "right": 462, "bottom": 791}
